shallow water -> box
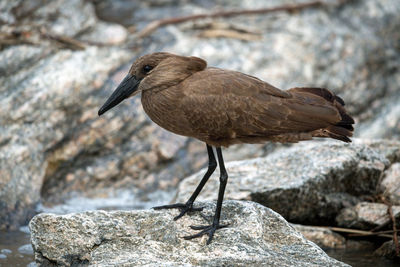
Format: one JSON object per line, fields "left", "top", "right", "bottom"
{"left": 326, "top": 248, "right": 398, "bottom": 267}
{"left": 0, "top": 229, "right": 35, "bottom": 267}
{"left": 37, "top": 189, "right": 173, "bottom": 214}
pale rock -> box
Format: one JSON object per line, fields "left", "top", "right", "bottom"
{"left": 29, "top": 201, "right": 348, "bottom": 266}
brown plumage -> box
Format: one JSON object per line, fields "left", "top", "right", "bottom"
{"left": 98, "top": 52, "right": 354, "bottom": 244}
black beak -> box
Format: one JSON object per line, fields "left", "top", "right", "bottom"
{"left": 98, "top": 74, "right": 141, "bottom": 116}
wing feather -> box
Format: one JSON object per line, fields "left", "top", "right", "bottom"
{"left": 178, "top": 68, "right": 343, "bottom": 143}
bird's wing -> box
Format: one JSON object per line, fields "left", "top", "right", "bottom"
{"left": 178, "top": 68, "right": 341, "bottom": 140}
{"left": 184, "top": 67, "right": 291, "bottom": 98}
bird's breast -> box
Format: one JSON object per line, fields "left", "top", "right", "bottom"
{"left": 141, "top": 88, "right": 192, "bottom": 137}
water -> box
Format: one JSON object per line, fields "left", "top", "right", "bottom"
{"left": 326, "top": 248, "right": 399, "bottom": 267}
{"left": 0, "top": 228, "right": 35, "bottom": 267}
{"left": 37, "top": 189, "right": 173, "bottom": 214}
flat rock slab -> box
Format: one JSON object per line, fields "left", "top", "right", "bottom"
{"left": 29, "top": 201, "right": 347, "bottom": 266}
{"left": 175, "top": 140, "right": 399, "bottom": 224}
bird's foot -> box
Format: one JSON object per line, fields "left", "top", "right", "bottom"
{"left": 184, "top": 223, "right": 229, "bottom": 245}
{"left": 153, "top": 203, "right": 203, "bottom": 220}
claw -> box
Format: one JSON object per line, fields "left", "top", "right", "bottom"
{"left": 184, "top": 223, "right": 229, "bottom": 244}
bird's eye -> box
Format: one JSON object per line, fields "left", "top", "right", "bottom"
{"left": 143, "top": 65, "right": 153, "bottom": 73}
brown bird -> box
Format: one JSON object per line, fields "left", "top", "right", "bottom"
{"left": 98, "top": 52, "right": 354, "bottom": 244}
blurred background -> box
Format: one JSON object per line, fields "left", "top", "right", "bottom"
{"left": 0, "top": 0, "right": 399, "bottom": 266}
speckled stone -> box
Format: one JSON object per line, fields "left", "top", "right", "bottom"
{"left": 29, "top": 201, "right": 349, "bottom": 266}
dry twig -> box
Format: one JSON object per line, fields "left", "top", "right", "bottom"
{"left": 327, "top": 226, "right": 393, "bottom": 239}
{"left": 387, "top": 205, "right": 399, "bottom": 255}
{"left": 348, "top": 230, "right": 395, "bottom": 237}
{"left": 136, "top": 0, "right": 348, "bottom": 38}
{"left": 199, "top": 29, "right": 261, "bottom": 41}
{"left": 40, "top": 29, "right": 86, "bottom": 50}
{"left": 0, "top": 31, "right": 37, "bottom": 47}
{"left": 196, "top": 22, "right": 261, "bottom": 41}
{"left": 0, "top": 28, "right": 89, "bottom": 50}
{"left": 379, "top": 196, "right": 400, "bottom": 256}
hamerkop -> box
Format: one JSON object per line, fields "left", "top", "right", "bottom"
{"left": 98, "top": 52, "right": 354, "bottom": 244}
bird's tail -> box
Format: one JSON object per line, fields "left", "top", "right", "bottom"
{"left": 289, "top": 87, "right": 355, "bottom": 142}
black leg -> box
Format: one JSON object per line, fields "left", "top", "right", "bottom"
{"left": 184, "top": 147, "right": 229, "bottom": 244}
{"left": 153, "top": 144, "right": 217, "bottom": 220}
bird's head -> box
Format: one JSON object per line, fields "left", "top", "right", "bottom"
{"left": 98, "top": 52, "right": 207, "bottom": 116}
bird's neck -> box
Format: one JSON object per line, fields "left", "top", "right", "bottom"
{"left": 140, "top": 72, "right": 193, "bottom": 94}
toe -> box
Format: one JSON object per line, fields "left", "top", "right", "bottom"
{"left": 190, "top": 225, "right": 209, "bottom": 230}
{"left": 191, "top": 207, "right": 204, "bottom": 212}
{"left": 173, "top": 211, "right": 186, "bottom": 221}
{"left": 152, "top": 203, "right": 185, "bottom": 210}
{"left": 206, "top": 230, "right": 216, "bottom": 245}
{"left": 183, "top": 229, "right": 208, "bottom": 240}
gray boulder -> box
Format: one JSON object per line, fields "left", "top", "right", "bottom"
{"left": 336, "top": 202, "right": 400, "bottom": 230}
{"left": 175, "top": 139, "right": 400, "bottom": 224}
{"left": 0, "top": 0, "right": 132, "bottom": 229}
{"left": 29, "top": 200, "right": 348, "bottom": 266}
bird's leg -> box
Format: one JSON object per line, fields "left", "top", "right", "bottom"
{"left": 153, "top": 144, "right": 217, "bottom": 220}
{"left": 184, "top": 147, "right": 229, "bottom": 245}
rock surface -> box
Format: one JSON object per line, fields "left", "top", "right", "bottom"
{"left": 374, "top": 240, "right": 400, "bottom": 259}
{"left": 336, "top": 202, "right": 400, "bottom": 230}
{"left": 292, "top": 224, "right": 346, "bottom": 249}
{"left": 175, "top": 139, "right": 400, "bottom": 224}
{"left": 380, "top": 163, "right": 400, "bottom": 205}
{"left": 29, "top": 201, "right": 348, "bottom": 266}
{"left": 0, "top": 0, "right": 133, "bottom": 230}
{"left": 2, "top": 0, "right": 400, "bottom": 231}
